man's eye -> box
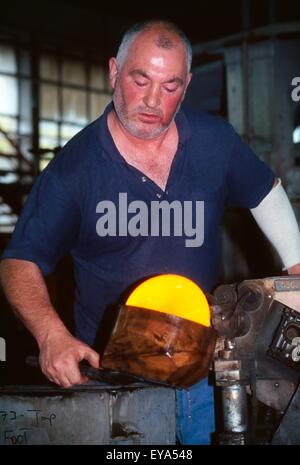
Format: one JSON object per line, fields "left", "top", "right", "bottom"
{"left": 164, "top": 86, "right": 177, "bottom": 93}
{"left": 135, "top": 81, "right": 147, "bottom": 87}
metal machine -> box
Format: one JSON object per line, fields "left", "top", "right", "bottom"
{"left": 2, "top": 274, "right": 300, "bottom": 445}
{"left": 211, "top": 275, "right": 300, "bottom": 445}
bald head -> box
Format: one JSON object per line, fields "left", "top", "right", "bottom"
{"left": 116, "top": 20, "right": 192, "bottom": 73}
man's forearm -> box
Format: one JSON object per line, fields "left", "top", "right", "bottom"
{"left": 250, "top": 179, "right": 300, "bottom": 270}
{"left": 0, "top": 258, "right": 70, "bottom": 347}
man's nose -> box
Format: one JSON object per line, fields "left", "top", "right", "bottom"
{"left": 143, "top": 84, "right": 161, "bottom": 109}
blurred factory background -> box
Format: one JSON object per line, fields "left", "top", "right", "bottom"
{"left": 0, "top": 0, "right": 300, "bottom": 383}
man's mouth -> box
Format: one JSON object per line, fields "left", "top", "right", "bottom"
{"left": 138, "top": 112, "right": 161, "bottom": 123}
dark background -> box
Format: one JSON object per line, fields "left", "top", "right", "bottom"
{"left": 1, "top": 0, "right": 300, "bottom": 58}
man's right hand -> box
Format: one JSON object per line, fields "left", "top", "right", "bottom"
{"left": 0, "top": 259, "right": 100, "bottom": 388}
{"left": 38, "top": 329, "right": 100, "bottom": 388}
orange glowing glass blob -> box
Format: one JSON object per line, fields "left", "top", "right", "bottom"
{"left": 126, "top": 274, "right": 211, "bottom": 327}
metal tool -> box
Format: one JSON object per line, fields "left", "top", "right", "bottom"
{"left": 25, "top": 355, "right": 174, "bottom": 388}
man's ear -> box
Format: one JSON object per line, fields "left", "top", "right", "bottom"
{"left": 109, "top": 57, "right": 118, "bottom": 90}
{"left": 181, "top": 73, "right": 193, "bottom": 102}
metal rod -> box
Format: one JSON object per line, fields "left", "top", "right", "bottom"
{"left": 222, "top": 384, "right": 248, "bottom": 433}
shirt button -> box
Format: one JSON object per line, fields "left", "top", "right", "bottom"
{"left": 141, "top": 176, "right": 147, "bottom": 182}
{"left": 156, "top": 193, "right": 162, "bottom": 199}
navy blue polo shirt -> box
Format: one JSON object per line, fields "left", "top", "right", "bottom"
{"left": 2, "top": 103, "right": 275, "bottom": 345}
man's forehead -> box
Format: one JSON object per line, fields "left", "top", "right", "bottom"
{"left": 124, "top": 36, "right": 186, "bottom": 69}
{"left": 150, "top": 57, "right": 165, "bottom": 67}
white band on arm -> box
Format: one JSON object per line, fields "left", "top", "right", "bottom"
{"left": 250, "top": 179, "right": 300, "bottom": 270}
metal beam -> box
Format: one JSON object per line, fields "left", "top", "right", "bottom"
{"left": 192, "top": 22, "right": 300, "bottom": 56}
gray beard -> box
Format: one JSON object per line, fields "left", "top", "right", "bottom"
{"left": 113, "top": 92, "right": 181, "bottom": 141}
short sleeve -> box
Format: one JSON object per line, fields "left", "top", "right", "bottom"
{"left": 225, "top": 129, "right": 275, "bottom": 209}
{"left": 1, "top": 169, "right": 81, "bottom": 275}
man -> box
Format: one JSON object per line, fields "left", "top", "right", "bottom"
{"left": 1, "top": 20, "right": 300, "bottom": 445}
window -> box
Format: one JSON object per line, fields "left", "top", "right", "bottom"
{"left": 0, "top": 44, "right": 112, "bottom": 232}
{"left": 0, "top": 45, "right": 32, "bottom": 232}
{"left": 39, "top": 55, "right": 112, "bottom": 169}
{"left": 293, "top": 126, "right": 300, "bottom": 144}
